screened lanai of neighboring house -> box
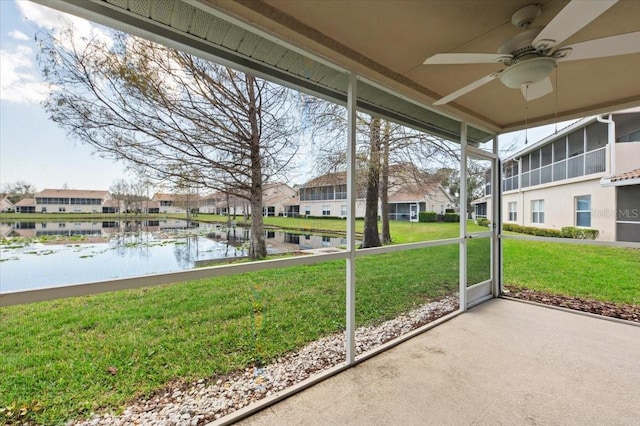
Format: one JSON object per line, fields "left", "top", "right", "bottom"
{"left": 4, "top": 1, "right": 640, "bottom": 424}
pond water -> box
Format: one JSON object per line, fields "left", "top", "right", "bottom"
{"left": 0, "top": 219, "right": 346, "bottom": 293}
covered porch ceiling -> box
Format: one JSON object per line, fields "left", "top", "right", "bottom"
{"left": 217, "top": 0, "right": 640, "bottom": 133}
{"left": 39, "top": 0, "right": 640, "bottom": 142}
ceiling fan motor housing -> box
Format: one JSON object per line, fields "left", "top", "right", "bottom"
{"left": 499, "top": 56, "right": 556, "bottom": 88}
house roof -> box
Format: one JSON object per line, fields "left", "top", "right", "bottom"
{"left": 36, "top": 189, "right": 109, "bottom": 199}
{"left": 102, "top": 199, "right": 121, "bottom": 208}
{"left": 263, "top": 183, "right": 296, "bottom": 207}
{"left": 15, "top": 198, "right": 36, "bottom": 207}
{"left": 301, "top": 172, "right": 348, "bottom": 188}
{"left": 1, "top": 197, "right": 15, "bottom": 207}
{"left": 46, "top": 1, "right": 640, "bottom": 139}
{"left": 388, "top": 183, "right": 451, "bottom": 204}
{"left": 130, "top": 200, "right": 160, "bottom": 208}
{"left": 611, "top": 168, "right": 640, "bottom": 182}
{"left": 151, "top": 193, "right": 179, "bottom": 201}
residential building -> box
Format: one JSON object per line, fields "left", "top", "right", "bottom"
{"left": 200, "top": 192, "right": 248, "bottom": 216}
{"left": 299, "top": 165, "right": 454, "bottom": 221}
{"left": 151, "top": 193, "right": 192, "bottom": 214}
{"left": 200, "top": 183, "right": 296, "bottom": 217}
{"left": 262, "top": 183, "right": 297, "bottom": 216}
{"left": 14, "top": 198, "right": 36, "bottom": 213}
{"left": 33, "top": 189, "right": 111, "bottom": 214}
{"left": 472, "top": 109, "right": 640, "bottom": 242}
{"left": 0, "top": 197, "right": 15, "bottom": 212}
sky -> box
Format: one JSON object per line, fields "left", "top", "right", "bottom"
{"left": 0, "top": 0, "right": 131, "bottom": 192}
{"left": 0, "top": 0, "right": 574, "bottom": 193}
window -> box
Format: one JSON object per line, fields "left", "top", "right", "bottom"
{"left": 58, "top": 207, "right": 66, "bottom": 212}
{"left": 568, "top": 130, "right": 584, "bottom": 157}
{"left": 508, "top": 202, "right": 517, "bottom": 222}
{"left": 531, "top": 199, "right": 544, "bottom": 224}
{"left": 576, "top": 195, "right": 591, "bottom": 227}
{"left": 304, "top": 206, "right": 311, "bottom": 216}
{"left": 530, "top": 149, "right": 540, "bottom": 169}
{"left": 322, "top": 205, "right": 330, "bottom": 216}
{"left": 521, "top": 154, "right": 530, "bottom": 172}
{"left": 340, "top": 204, "right": 347, "bottom": 216}
{"left": 541, "top": 145, "right": 553, "bottom": 166}
{"left": 553, "top": 137, "right": 566, "bottom": 162}
{"left": 586, "top": 122, "right": 607, "bottom": 152}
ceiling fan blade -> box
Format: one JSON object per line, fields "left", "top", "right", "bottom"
{"left": 521, "top": 77, "right": 553, "bottom": 101}
{"left": 533, "top": 0, "right": 619, "bottom": 51}
{"left": 556, "top": 32, "right": 640, "bottom": 61}
{"left": 424, "top": 53, "right": 511, "bottom": 65}
{"left": 433, "top": 73, "right": 500, "bottom": 105}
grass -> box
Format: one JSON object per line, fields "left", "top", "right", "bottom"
{"left": 1, "top": 219, "right": 639, "bottom": 424}
{"left": 1, "top": 245, "right": 460, "bottom": 425}
{"left": 503, "top": 239, "right": 640, "bottom": 305}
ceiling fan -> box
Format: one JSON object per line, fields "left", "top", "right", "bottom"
{"left": 424, "top": 0, "right": 640, "bottom": 105}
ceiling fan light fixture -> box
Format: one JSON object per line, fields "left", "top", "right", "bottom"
{"left": 499, "top": 57, "right": 556, "bottom": 89}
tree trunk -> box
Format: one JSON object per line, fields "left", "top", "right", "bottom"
{"left": 247, "top": 75, "right": 267, "bottom": 259}
{"left": 381, "top": 121, "right": 392, "bottom": 244}
{"left": 225, "top": 191, "right": 231, "bottom": 227}
{"left": 362, "top": 117, "right": 382, "bottom": 248}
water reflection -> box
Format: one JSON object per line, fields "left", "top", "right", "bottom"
{"left": 0, "top": 220, "right": 347, "bottom": 292}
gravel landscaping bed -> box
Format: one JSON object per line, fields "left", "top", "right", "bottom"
{"left": 504, "top": 286, "right": 640, "bottom": 323}
{"left": 74, "top": 297, "right": 458, "bottom": 426}
{"left": 69, "top": 289, "right": 639, "bottom": 425}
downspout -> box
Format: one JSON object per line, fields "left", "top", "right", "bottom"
{"left": 597, "top": 114, "right": 615, "bottom": 177}
{"left": 596, "top": 113, "right": 616, "bottom": 242}
{"left": 516, "top": 157, "right": 525, "bottom": 226}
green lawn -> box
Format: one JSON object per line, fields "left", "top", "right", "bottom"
{"left": 503, "top": 239, "right": 640, "bottom": 305}
{"left": 1, "top": 219, "right": 639, "bottom": 424}
{"left": 1, "top": 245, "right": 461, "bottom": 424}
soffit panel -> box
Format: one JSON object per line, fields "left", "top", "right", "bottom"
{"left": 37, "top": 0, "right": 491, "bottom": 143}
{"left": 254, "top": 0, "right": 640, "bottom": 131}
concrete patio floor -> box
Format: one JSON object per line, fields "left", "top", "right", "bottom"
{"left": 238, "top": 298, "right": 640, "bottom": 425}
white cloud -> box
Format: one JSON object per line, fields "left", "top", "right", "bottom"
{"left": 0, "top": 1, "right": 113, "bottom": 105}
{"left": 0, "top": 45, "right": 50, "bottom": 104}
{"left": 17, "top": 1, "right": 113, "bottom": 48}
{"left": 9, "top": 30, "right": 29, "bottom": 41}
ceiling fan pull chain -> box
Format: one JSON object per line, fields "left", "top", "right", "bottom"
{"left": 524, "top": 84, "right": 529, "bottom": 144}
{"left": 554, "top": 67, "right": 559, "bottom": 134}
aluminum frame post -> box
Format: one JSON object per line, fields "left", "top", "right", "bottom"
{"left": 459, "top": 122, "right": 468, "bottom": 311}
{"left": 493, "top": 135, "right": 503, "bottom": 297}
{"left": 345, "top": 72, "right": 357, "bottom": 364}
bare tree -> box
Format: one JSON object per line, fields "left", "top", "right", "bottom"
{"left": 37, "top": 28, "right": 298, "bottom": 259}
{"left": 1, "top": 181, "right": 37, "bottom": 204}
{"left": 361, "top": 117, "right": 382, "bottom": 248}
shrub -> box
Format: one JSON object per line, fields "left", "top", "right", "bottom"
{"left": 419, "top": 211, "right": 437, "bottom": 223}
{"left": 443, "top": 212, "right": 460, "bottom": 222}
{"left": 502, "top": 223, "right": 598, "bottom": 240}
{"left": 561, "top": 226, "right": 599, "bottom": 240}
{"left": 476, "top": 217, "right": 491, "bottom": 227}
{"left": 305, "top": 215, "right": 343, "bottom": 220}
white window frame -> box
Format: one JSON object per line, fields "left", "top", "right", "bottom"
{"left": 340, "top": 204, "right": 347, "bottom": 217}
{"left": 508, "top": 202, "right": 517, "bottom": 222}
{"left": 575, "top": 195, "right": 591, "bottom": 228}
{"left": 304, "top": 205, "right": 311, "bottom": 216}
{"left": 531, "top": 199, "right": 544, "bottom": 224}
{"left": 322, "top": 205, "right": 331, "bottom": 216}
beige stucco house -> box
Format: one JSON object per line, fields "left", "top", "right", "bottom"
{"left": 0, "top": 197, "right": 15, "bottom": 213}
{"left": 299, "top": 166, "right": 454, "bottom": 221}
{"left": 473, "top": 109, "right": 640, "bottom": 242}
{"left": 151, "top": 193, "right": 191, "bottom": 214}
{"left": 31, "top": 189, "right": 111, "bottom": 214}
{"left": 200, "top": 183, "right": 296, "bottom": 217}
